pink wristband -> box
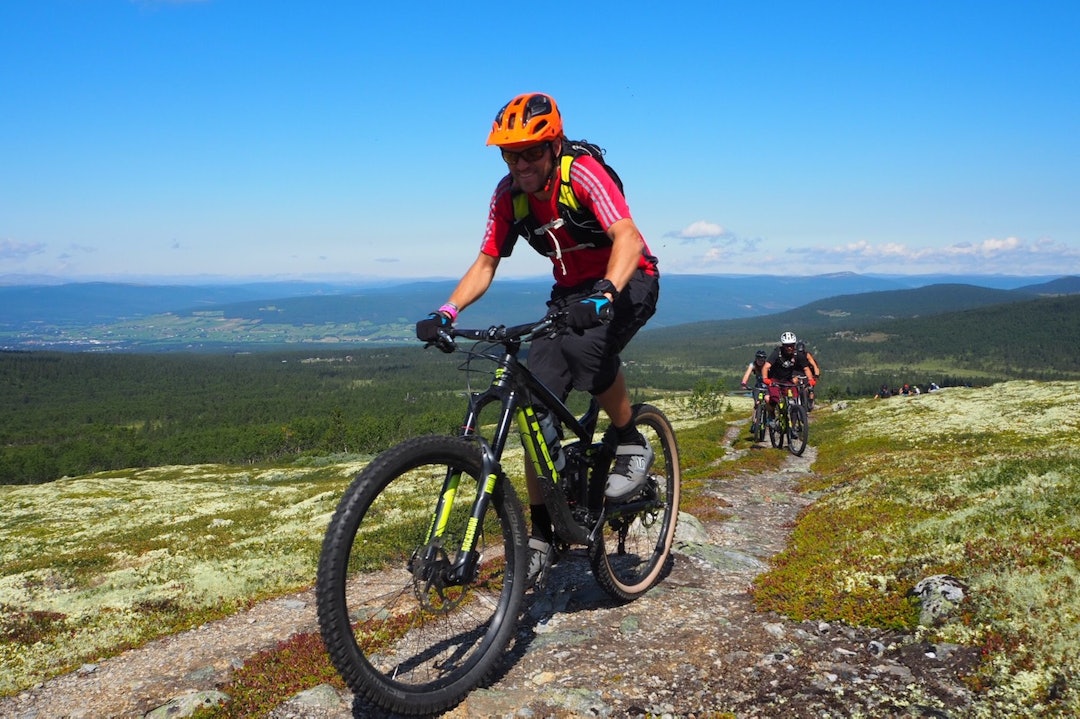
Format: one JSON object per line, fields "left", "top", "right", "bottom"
{"left": 438, "top": 303, "right": 459, "bottom": 322}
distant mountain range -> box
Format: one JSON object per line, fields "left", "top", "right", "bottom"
{"left": 1, "top": 273, "right": 1077, "bottom": 352}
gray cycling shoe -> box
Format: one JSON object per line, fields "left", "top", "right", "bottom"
{"left": 604, "top": 438, "right": 655, "bottom": 501}
{"left": 524, "top": 536, "right": 553, "bottom": 590}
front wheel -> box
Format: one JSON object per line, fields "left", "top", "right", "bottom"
{"left": 769, "top": 404, "right": 785, "bottom": 449}
{"left": 590, "top": 403, "right": 681, "bottom": 602}
{"left": 751, "top": 399, "right": 767, "bottom": 442}
{"left": 787, "top": 402, "right": 809, "bottom": 456}
{"left": 316, "top": 435, "right": 528, "bottom": 717}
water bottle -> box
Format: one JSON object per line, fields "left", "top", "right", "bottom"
{"left": 538, "top": 413, "right": 566, "bottom": 473}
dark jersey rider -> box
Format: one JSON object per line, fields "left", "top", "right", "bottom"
{"left": 761, "top": 331, "right": 815, "bottom": 421}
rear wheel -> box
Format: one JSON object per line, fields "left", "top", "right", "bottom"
{"left": 316, "top": 435, "right": 527, "bottom": 716}
{"left": 590, "top": 404, "right": 681, "bottom": 602}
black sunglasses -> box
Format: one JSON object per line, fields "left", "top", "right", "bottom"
{"left": 501, "top": 143, "right": 550, "bottom": 165}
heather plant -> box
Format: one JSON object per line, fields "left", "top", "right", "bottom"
{"left": 678, "top": 378, "right": 730, "bottom": 418}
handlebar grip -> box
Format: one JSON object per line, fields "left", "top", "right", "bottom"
{"left": 430, "top": 329, "right": 456, "bottom": 353}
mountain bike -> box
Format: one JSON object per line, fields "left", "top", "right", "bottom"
{"left": 315, "top": 312, "right": 681, "bottom": 717}
{"left": 748, "top": 384, "right": 767, "bottom": 442}
{"left": 766, "top": 378, "right": 809, "bottom": 456}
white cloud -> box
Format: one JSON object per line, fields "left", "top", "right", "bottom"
{"left": 788, "top": 236, "right": 1080, "bottom": 273}
{"left": 0, "top": 239, "right": 47, "bottom": 263}
{"left": 655, "top": 230, "right": 1078, "bottom": 276}
{"left": 666, "top": 221, "right": 731, "bottom": 241}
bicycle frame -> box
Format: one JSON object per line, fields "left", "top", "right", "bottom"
{"left": 425, "top": 321, "right": 604, "bottom": 585}
{"left": 774, "top": 381, "right": 801, "bottom": 419}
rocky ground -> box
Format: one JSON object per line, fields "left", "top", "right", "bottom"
{"left": 0, "top": 425, "right": 982, "bottom": 719}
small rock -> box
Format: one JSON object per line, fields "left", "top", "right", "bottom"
{"left": 288, "top": 684, "right": 347, "bottom": 708}
{"left": 912, "top": 574, "right": 966, "bottom": 626}
{"left": 531, "top": 671, "right": 557, "bottom": 686}
{"left": 145, "top": 691, "right": 229, "bottom": 719}
{"left": 763, "top": 622, "right": 786, "bottom": 639}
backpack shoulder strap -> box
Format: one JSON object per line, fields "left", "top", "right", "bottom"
{"left": 513, "top": 140, "right": 608, "bottom": 220}
{"left": 557, "top": 154, "right": 581, "bottom": 212}
{"left": 512, "top": 192, "right": 530, "bottom": 221}
{"left": 512, "top": 152, "right": 581, "bottom": 220}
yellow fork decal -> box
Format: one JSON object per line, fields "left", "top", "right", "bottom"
{"left": 427, "top": 472, "right": 461, "bottom": 542}
{"left": 461, "top": 474, "right": 499, "bottom": 549}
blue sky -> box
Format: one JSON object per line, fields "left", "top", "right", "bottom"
{"left": 2, "top": 1, "right": 1078, "bottom": 283}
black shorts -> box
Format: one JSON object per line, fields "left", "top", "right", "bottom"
{"left": 528, "top": 269, "right": 659, "bottom": 399}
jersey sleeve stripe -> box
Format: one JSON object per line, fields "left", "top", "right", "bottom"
{"left": 569, "top": 161, "right": 624, "bottom": 228}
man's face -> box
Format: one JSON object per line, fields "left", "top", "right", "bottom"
{"left": 501, "top": 141, "right": 556, "bottom": 194}
{"left": 781, "top": 343, "right": 795, "bottom": 356}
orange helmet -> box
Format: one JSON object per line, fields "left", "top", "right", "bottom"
{"left": 486, "top": 93, "right": 563, "bottom": 148}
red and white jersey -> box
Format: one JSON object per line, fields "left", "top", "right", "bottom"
{"left": 480, "top": 155, "right": 657, "bottom": 288}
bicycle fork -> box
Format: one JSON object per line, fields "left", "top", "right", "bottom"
{"left": 409, "top": 436, "right": 502, "bottom": 588}
{"left": 415, "top": 367, "right": 525, "bottom": 588}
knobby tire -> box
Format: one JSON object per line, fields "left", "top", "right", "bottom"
{"left": 589, "top": 403, "right": 681, "bottom": 602}
{"left": 316, "top": 435, "right": 528, "bottom": 717}
{"left": 769, "top": 405, "right": 785, "bottom": 449}
{"left": 751, "top": 398, "right": 767, "bottom": 442}
{"left": 787, "top": 402, "right": 809, "bottom": 456}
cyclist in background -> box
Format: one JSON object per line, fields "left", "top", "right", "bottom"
{"left": 740, "top": 349, "right": 768, "bottom": 390}
{"left": 795, "top": 340, "right": 820, "bottom": 409}
{"left": 796, "top": 340, "right": 820, "bottom": 378}
{"left": 740, "top": 350, "right": 768, "bottom": 435}
{"left": 762, "top": 331, "right": 816, "bottom": 427}
{"left": 415, "top": 92, "right": 661, "bottom": 587}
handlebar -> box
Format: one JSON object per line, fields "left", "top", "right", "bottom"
{"left": 764, "top": 376, "right": 807, "bottom": 387}
{"left": 425, "top": 313, "right": 564, "bottom": 353}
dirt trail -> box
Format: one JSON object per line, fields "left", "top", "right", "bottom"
{"left": 1, "top": 424, "right": 977, "bottom": 718}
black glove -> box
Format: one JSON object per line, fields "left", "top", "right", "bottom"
{"left": 565, "top": 293, "right": 613, "bottom": 331}
{"left": 415, "top": 312, "right": 451, "bottom": 342}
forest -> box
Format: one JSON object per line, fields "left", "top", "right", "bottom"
{"left": 2, "top": 293, "right": 1077, "bottom": 485}
{"left": 0, "top": 348, "right": 463, "bottom": 485}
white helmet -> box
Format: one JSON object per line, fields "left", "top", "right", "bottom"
{"left": 780, "top": 331, "right": 797, "bottom": 345}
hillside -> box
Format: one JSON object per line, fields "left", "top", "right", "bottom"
{"left": 2, "top": 274, "right": 1075, "bottom": 352}
{"left": 3, "top": 289, "right": 1077, "bottom": 485}
{"left": 631, "top": 291, "right": 1080, "bottom": 388}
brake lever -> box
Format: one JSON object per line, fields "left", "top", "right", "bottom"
{"left": 539, "top": 311, "right": 568, "bottom": 339}
{"left": 423, "top": 330, "right": 456, "bottom": 354}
